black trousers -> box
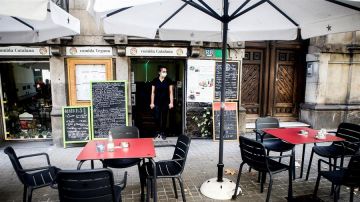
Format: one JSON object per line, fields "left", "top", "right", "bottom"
{"left": 153, "top": 105, "right": 168, "bottom": 135}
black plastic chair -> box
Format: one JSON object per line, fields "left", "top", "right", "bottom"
{"left": 4, "top": 146, "right": 59, "bottom": 202}
{"left": 140, "top": 134, "right": 191, "bottom": 202}
{"left": 306, "top": 122, "right": 360, "bottom": 180}
{"left": 56, "top": 168, "right": 122, "bottom": 202}
{"left": 313, "top": 155, "right": 360, "bottom": 202}
{"left": 232, "top": 136, "right": 293, "bottom": 202}
{"left": 102, "top": 126, "right": 142, "bottom": 195}
{"left": 253, "top": 117, "right": 295, "bottom": 182}
{"left": 254, "top": 117, "right": 295, "bottom": 157}
{"left": 103, "top": 126, "right": 141, "bottom": 169}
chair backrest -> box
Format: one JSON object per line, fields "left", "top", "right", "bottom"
{"left": 171, "top": 135, "right": 191, "bottom": 173}
{"left": 4, "top": 146, "right": 25, "bottom": 184}
{"left": 110, "top": 126, "right": 139, "bottom": 139}
{"left": 343, "top": 155, "right": 360, "bottom": 186}
{"left": 239, "top": 136, "right": 268, "bottom": 171}
{"left": 333, "top": 122, "right": 360, "bottom": 154}
{"left": 57, "top": 168, "right": 118, "bottom": 202}
{"left": 255, "top": 117, "right": 279, "bottom": 139}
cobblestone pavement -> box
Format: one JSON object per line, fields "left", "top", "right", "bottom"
{"left": 0, "top": 134, "right": 359, "bottom": 202}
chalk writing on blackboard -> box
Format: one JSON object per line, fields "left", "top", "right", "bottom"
{"left": 213, "top": 102, "right": 238, "bottom": 141}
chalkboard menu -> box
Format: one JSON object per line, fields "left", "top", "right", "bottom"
{"left": 214, "top": 61, "right": 239, "bottom": 100}
{"left": 213, "top": 102, "right": 238, "bottom": 141}
{"left": 91, "top": 81, "right": 128, "bottom": 139}
{"left": 62, "top": 106, "right": 91, "bottom": 148}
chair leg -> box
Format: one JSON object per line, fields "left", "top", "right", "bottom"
{"left": 257, "top": 171, "right": 261, "bottom": 182}
{"left": 260, "top": 172, "right": 266, "bottom": 193}
{"left": 313, "top": 174, "right": 321, "bottom": 197}
{"left": 172, "top": 178, "right": 178, "bottom": 199}
{"left": 139, "top": 164, "right": 145, "bottom": 202}
{"left": 177, "top": 177, "right": 186, "bottom": 202}
{"left": 26, "top": 187, "right": 33, "bottom": 202}
{"left": 292, "top": 149, "right": 296, "bottom": 180}
{"left": 350, "top": 187, "right": 354, "bottom": 202}
{"left": 333, "top": 185, "right": 339, "bottom": 202}
{"left": 23, "top": 185, "right": 28, "bottom": 202}
{"left": 150, "top": 178, "right": 154, "bottom": 198}
{"left": 288, "top": 166, "right": 293, "bottom": 201}
{"left": 279, "top": 152, "right": 283, "bottom": 163}
{"left": 146, "top": 178, "right": 151, "bottom": 202}
{"left": 266, "top": 176, "right": 273, "bottom": 202}
{"left": 329, "top": 158, "right": 332, "bottom": 171}
{"left": 305, "top": 148, "right": 314, "bottom": 180}
{"left": 232, "top": 162, "right": 244, "bottom": 200}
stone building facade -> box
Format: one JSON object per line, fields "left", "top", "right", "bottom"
{"left": 300, "top": 32, "right": 360, "bottom": 129}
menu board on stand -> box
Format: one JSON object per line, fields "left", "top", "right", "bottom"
{"left": 212, "top": 102, "right": 239, "bottom": 141}
{"left": 91, "top": 81, "right": 128, "bottom": 139}
{"left": 214, "top": 61, "right": 239, "bottom": 100}
{"left": 62, "top": 106, "right": 91, "bottom": 148}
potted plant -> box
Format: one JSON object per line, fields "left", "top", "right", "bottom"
{"left": 191, "top": 107, "right": 213, "bottom": 138}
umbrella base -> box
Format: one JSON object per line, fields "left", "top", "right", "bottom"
{"left": 200, "top": 177, "right": 241, "bottom": 200}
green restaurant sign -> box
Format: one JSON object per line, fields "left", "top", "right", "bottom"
{"left": 204, "top": 48, "right": 229, "bottom": 58}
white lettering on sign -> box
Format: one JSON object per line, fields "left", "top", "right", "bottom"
{"left": 126, "top": 47, "right": 187, "bottom": 57}
{"left": 0, "top": 46, "right": 50, "bottom": 56}
{"left": 66, "top": 47, "right": 113, "bottom": 56}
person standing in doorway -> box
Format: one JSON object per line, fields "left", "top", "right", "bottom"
{"left": 150, "top": 65, "right": 174, "bottom": 140}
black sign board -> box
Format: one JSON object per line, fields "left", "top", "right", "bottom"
{"left": 213, "top": 102, "right": 238, "bottom": 141}
{"left": 214, "top": 61, "right": 239, "bottom": 100}
{"left": 62, "top": 106, "right": 91, "bottom": 148}
{"left": 91, "top": 81, "right": 128, "bottom": 139}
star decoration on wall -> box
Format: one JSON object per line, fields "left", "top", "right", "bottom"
{"left": 326, "top": 24, "right": 332, "bottom": 31}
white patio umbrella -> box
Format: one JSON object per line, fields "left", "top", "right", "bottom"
{"left": 0, "top": 0, "right": 80, "bottom": 43}
{"left": 89, "top": 0, "right": 360, "bottom": 200}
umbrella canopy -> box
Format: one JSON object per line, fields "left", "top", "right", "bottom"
{"left": 0, "top": 0, "right": 80, "bottom": 43}
{"left": 89, "top": 0, "right": 360, "bottom": 199}
{"left": 91, "top": 0, "right": 360, "bottom": 42}
{"left": 0, "top": 0, "right": 48, "bottom": 21}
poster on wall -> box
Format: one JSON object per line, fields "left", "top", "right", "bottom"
{"left": 75, "top": 64, "right": 106, "bottom": 101}
{"left": 186, "top": 59, "right": 215, "bottom": 103}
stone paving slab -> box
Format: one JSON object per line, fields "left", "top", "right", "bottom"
{"left": 0, "top": 135, "right": 359, "bottom": 202}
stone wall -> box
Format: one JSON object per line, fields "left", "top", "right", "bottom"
{"left": 300, "top": 31, "right": 360, "bottom": 129}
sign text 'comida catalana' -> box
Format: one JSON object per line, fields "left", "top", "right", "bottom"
{"left": 126, "top": 47, "right": 187, "bottom": 57}
{"left": 0, "top": 46, "right": 50, "bottom": 56}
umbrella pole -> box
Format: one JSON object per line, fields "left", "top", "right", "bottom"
{"left": 200, "top": 1, "right": 241, "bottom": 199}
{"left": 217, "top": 19, "right": 228, "bottom": 183}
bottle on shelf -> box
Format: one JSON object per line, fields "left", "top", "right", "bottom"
{"left": 107, "top": 131, "right": 114, "bottom": 152}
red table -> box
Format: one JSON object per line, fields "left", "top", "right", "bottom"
{"left": 76, "top": 138, "right": 157, "bottom": 201}
{"left": 262, "top": 127, "right": 344, "bottom": 178}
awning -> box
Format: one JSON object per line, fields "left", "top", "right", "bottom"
{"left": 0, "top": 0, "right": 80, "bottom": 44}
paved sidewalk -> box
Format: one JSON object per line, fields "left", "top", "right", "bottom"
{"left": 0, "top": 135, "right": 359, "bottom": 202}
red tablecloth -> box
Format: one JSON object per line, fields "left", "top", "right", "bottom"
{"left": 262, "top": 127, "right": 344, "bottom": 145}
{"left": 76, "top": 138, "right": 156, "bottom": 161}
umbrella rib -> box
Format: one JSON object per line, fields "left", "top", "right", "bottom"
{"left": 325, "top": 0, "right": 360, "bottom": 12}
{"left": 159, "top": 3, "right": 187, "bottom": 28}
{"left": 267, "top": 1, "right": 298, "bottom": 26}
{"left": 198, "top": 0, "right": 221, "bottom": 19}
{"left": 181, "top": 0, "right": 221, "bottom": 20}
{"left": 231, "top": 0, "right": 267, "bottom": 20}
{"left": 106, "top": 7, "right": 132, "bottom": 18}
{"left": 230, "top": 0, "right": 250, "bottom": 19}
{"left": 11, "top": 17, "right": 34, "bottom": 31}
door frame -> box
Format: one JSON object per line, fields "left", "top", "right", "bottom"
{"left": 244, "top": 41, "right": 306, "bottom": 120}
{"left": 129, "top": 57, "right": 186, "bottom": 135}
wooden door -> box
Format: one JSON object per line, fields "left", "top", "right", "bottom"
{"left": 241, "top": 49, "right": 264, "bottom": 119}
{"left": 271, "top": 50, "right": 301, "bottom": 120}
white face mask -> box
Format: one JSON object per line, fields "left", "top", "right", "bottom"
{"left": 160, "top": 72, "right": 167, "bottom": 78}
